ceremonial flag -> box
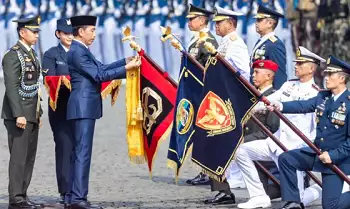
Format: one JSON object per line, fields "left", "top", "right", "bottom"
{"left": 44, "top": 75, "right": 121, "bottom": 111}
{"left": 191, "top": 56, "right": 258, "bottom": 181}
{"left": 167, "top": 53, "right": 204, "bottom": 180}
{"left": 125, "top": 49, "right": 177, "bottom": 174}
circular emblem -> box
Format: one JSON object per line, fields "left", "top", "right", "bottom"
{"left": 176, "top": 99, "right": 194, "bottom": 134}
{"left": 296, "top": 48, "right": 301, "bottom": 57}
{"left": 258, "top": 62, "right": 264, "bottom": 67}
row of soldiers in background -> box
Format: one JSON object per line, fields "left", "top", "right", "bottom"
{"left": 0, "top": 0, "right": 295, "bottom": 81}
{"left": 286, "top": 0, "right": 350, "bottom": 87}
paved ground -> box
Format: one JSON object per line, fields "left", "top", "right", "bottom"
{"left": 0, "top": 81, "right": 322, "bottom": 209}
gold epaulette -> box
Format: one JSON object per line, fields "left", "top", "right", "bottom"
{"left": 11, "top": 45, "right": 19, "bottom": 50}
{"left": 269, "top": 35, "right": 277, "bottom": 43}
{"left": 230, "top": 33, "right": 237, "bottom": 41}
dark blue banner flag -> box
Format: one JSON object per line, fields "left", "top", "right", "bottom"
{"left": 167, "top": 53, "right": 204, "bottom": 180}
{"left": 191, "top": 56, "right": 258, "bottom": 181}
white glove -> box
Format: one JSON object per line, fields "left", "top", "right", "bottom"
{"left": 252, "top": 101, "right": 266, "bottom": 114}
{"left": 266, "top": 100, "right": 283, "bottom": 111}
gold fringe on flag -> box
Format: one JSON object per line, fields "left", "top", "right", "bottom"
{"left": 44, "top": 76, "right": 62, "bottom": 111}
{"left": 62, "top": 76, "right": 71, "bottom": 91}
{"left": 126, "top": 66, "right": 146, "bottom": 164}
{"left": 101, "top": 80, "right": 122, "bottom": 106}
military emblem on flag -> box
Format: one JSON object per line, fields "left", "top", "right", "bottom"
{"left": 167, "top": 53, "right": 204, "bottom": 179}
{"left": 191, "top": 56, "right": 258, "bottom": 181}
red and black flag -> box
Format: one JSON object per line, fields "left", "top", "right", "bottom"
{"left": 191, "top": 56, "right": 258, "bottom": 181}
{"left": 138, "top": 49, "right": 177, "bottom": 173}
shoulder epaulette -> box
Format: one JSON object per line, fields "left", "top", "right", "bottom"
{"left": 312, "top": 84, "right": 321, "bottom": 91}
{"left": 11, "top": 45, "right": 20, "bottom": 50}
{"left": 269, "top": 35, "right": 277, "bottom": 43}
{"left": 288, "top": 78, "right": 299, "bottom": 81}
{"left": 230, "top": 33, "right": 237, "bottom": 41}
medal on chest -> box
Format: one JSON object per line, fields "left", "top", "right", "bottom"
{"left": 254, "top": 45, "right": 266, "bottom": 60}
{"left": 190, "top": 47, "right": 199, "bottom": 57}
{"left": 331, "top": 102, "right": 347, "bottom": 126}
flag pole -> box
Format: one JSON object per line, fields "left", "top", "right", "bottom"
{"left": 159, "top": 26, "right": 205, "bottom": 72}
{"left": 202, "top": 34, "right": 350, "bottom": 185}
{"left": 250, "top": 115, "right": 322, "bottom": 187}
{"left": 122, "top": 26, "right": 178, "bottom": 87}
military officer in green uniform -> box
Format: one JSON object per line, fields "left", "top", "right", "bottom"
{"left": 1, "top": 16, "right": 43, "bottom": 209}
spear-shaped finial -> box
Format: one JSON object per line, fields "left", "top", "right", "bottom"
{"left": 122, "top": 26, "right": 141, "bottom": 52}
{"left": 160, "top": 26, "right": 184, "bottom": 51}
{"left": 199, "top": 31, "right": 217, "bottom": 55}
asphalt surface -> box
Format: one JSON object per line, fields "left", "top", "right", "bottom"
{"left": 0, "top": 81, "right": 322, "bottom": 209}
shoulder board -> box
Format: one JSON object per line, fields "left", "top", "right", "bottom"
{"left": 312, "top": 84, "right": 321, "bottom": 91}
{"left": 11, "top": 45, "right": 20, "bottom": 50}
{"left": 230, "top": 33, "right": 237, "bottom": 41}
{"left": 288, "top": 78, "right": 299, "bottom": 81}
{"left": 269, "top": 35, "right": 277, "bottom": 43}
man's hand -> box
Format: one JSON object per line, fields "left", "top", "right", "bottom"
{"left": 125, "top": 56, "right": 141, "bottom": 70}
{"left": 266, "top": 100, "right": 282, "bottom": 111}
{"left": 16, "top": 117, "right": 27, "bottom": 129}
{"left": 39, "top": 119, "right": 43, "bottom": 129}
{"left": 126, "top": 56, "right": 136, "bottom": 64}
{"left": 319, "top": 151, "right": 332, "bottom": 164}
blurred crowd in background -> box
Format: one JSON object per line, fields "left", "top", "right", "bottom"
{"left": 0, "top": 0, "right": 349, "bottom": 87}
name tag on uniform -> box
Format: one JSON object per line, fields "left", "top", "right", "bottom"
{"left": 56, "top": 61, "right": 65, "bottom": 65}
{"left": 282, "top": 91, "right": 290, "bottom": 97}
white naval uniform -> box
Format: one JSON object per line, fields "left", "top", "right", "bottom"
{"left": 216, "top": 30, "right": 250, "bottom": 188}
{"left": 236, "top": 78, "right": 322, "bottom": 207}
{"left": 217, "top": 31, "right": 251, "bottom": 81}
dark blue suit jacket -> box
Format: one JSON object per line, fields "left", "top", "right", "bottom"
{"left": 282, "top": 90, "right": 350, "bottom": 174}
{"left": 66, "top": 40, "right": 126, "bottom": 120}
{"left": 251, "top": 36, "right": 287, "bottom": 90}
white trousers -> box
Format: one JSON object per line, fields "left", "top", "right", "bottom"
{"left": 236, "top": 140, "right": 322, "bottom": 206}
{"left": 225, "top": 161, "right": 244, "bottom": 187}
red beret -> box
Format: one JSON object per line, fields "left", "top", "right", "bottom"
{"left": 252, "top": 60, "right": 278, "bottom": 72}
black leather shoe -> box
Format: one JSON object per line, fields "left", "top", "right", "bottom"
{"left": 204, "top": 192, "right": 236, "bottom": 205}
{"left": 59, "top": 195, "right": 65, "bottom": 205}
{"left": 8, "top": 202, "right": 36, "bottom": 209}
{"left": 186, "top": 173, "right": 210, "bottom": 185}
{"left": 70, "top": 201, "right": 102, "bottom": 209}
{"left": 25, "top": 199, "right": 43, "bottom": 208}
{"left": 282, "top": 202, "right": 305, "bottom": 209}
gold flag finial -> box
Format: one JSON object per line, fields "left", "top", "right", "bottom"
{"left": 122, "top": 26, "right": 141, "bottom": 52}
{"left": 200, "top": 31, "right": 217, "bottom": 55}
{"left": 160, "top": 26, "right": 184, "bottom": 51}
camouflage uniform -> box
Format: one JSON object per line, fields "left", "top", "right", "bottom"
{"left": 318, "top": 0, "right": 350, "bottom": 61}
{"left": 286, "top": 0, "right": 320, "bottom": 54}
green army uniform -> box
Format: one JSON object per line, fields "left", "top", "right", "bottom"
{"left": 1, "top": 16, "right": 43, "bottom": 207}
{"left": 318, "top": 0, "right": 350, "bottom": 61}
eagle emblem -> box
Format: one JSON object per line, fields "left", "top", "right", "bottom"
{"left": 196, "top": 91, "right": 236, "bottom": 136}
